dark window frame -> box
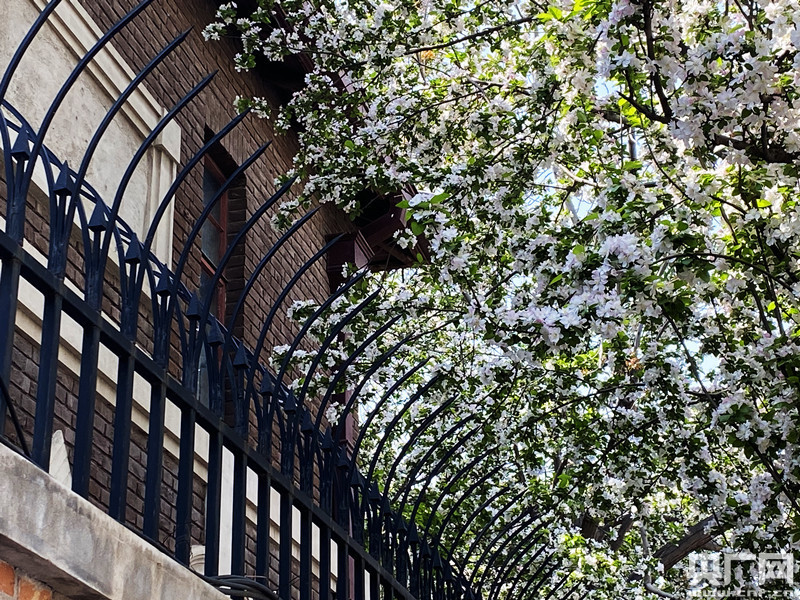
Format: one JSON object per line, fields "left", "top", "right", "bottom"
{"left": 201, "top": 156, "right": 229, "bottom": 323}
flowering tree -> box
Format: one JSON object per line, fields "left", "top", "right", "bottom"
{"left": 207, "top": 0, "right": 800, "bottom": 596}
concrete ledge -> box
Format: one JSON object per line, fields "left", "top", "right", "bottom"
{"left": 0, "top": 444, "right": 227, "bottom": 600}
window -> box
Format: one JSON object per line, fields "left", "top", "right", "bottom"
{"left": 198, "top": 157, "right": 229, "bottom": 408}
{"left": 200, "top": 157, "right": 228, "bottom": 321}
{"left": 195, "top": 140, "right": 246, "bottom": 413}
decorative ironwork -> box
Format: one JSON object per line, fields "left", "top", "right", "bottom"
{"left": 0, "top": 2, "right": 572, "bottom": 600}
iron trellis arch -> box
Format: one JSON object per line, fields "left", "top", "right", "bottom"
{"left": 0, "top": 2, "right": 578, "bottom": 600}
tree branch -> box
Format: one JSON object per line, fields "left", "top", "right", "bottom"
{"left": 641, "top": 0, "right": 673, "bottom": 122}
{"left": 713, "top": 133, "right": 799, "bottom": 164}
{"left": 405, "top": 15, "right": 536, "bottom": 55}
{"left": 654, "top": 517, "right": 720, "bottom": 570}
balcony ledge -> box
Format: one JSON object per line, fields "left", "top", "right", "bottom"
{"left": 0, "top": 444, "right": 227, "bottom": 600}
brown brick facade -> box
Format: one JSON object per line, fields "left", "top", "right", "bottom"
{"left": 0, "top": 0, "right": 357, "bottom": 589}
{"left": 0, "top": 562, "right": 55, "bottom": 600}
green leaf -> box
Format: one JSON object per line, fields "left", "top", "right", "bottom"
{"left": 344, "top": 140, "right": 356, "bottom": 150}
{"left": 410, "top": 221, "right": 425, "bottom": 236}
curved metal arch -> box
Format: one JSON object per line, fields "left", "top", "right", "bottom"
{"left": 313, "top": 328, "right": 429, "bottom": 438}
{"left": 63, "top": 29, "right": 191, "bottom": 277}
{"left": 406, "top": 445, "right": 501, "bottom": 542}
{"left": 165, "top": 144, "right": 279, "bottom": 367}
{"left": 241, "top": 234, "right": 350, "bottom": 407}
{"left": 271, "top": 285, "right": 382, "bottom": 411}
{"left": 393, "top": 419, "right": 482, "bottom": 512}
{"left": 529, "top": 579, "right": 584, "bottom": 600}
{"left": 445, "top": 488, "right": 526, "bottom": 566}
{"left": 297, "top": 316, "right": 412, "bottom": 486}
{"left": 96, "top": 70, "right": 217, "bottom": 335}
{"left": 414, "top": 476, "right": 512, "bottom": 592}
{"left": 173, "top": 142, "right": 272, "bottom": 283}
{"left": 312, "top": 312, "right": 461, "bottom": 446}
{"left": 345, "top": 359, "right": 430, "bottom": 469}
{"left": 105, "top": 70, "right": 216, "bottom": 253}
{"left": 475, "top": 520, "right": 553, "bottom": 598}
{"left": 425, "top": 478, "right": 512, "bottom": 552}
{"left": 502, "top": 556, "right": 564, "bottom": 600}
{"left": 389, "top": 439, "right": 502, "bottom": 593}
{"left": 502, "top": 561, "right": 562, "bottom": 600}
{"left": 367, "top": 380, "right": 507, "bottom": 511}
{"left": 140, "top": 109, "right": 250, "bottom": 258}
{"left": 485, "top": 533, "right": 552, "bottom": 600}
{"left": 290, "top": 297, "right": 401, "bottom": 416}
{"left": 220, "top": 207, "right": 320, "bottom": 361}
{"left": 465, "top": 510, "right": 545, "bottom": 589}
{"left": 270, "top": 287, "right": 382, "bottom": 473}
{"left": 122, "top": 110, "right": 251, "bottom": 347}
{"left": 502, "top": 550, "right": 571, "bottom": 600}
{"left": 363, "top": 382, "right": 455, "bottom": 489}
{"left": 311, "top": 317, "right": 410, "bottom": 445}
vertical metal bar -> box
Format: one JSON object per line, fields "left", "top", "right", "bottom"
{"left": 230, "top": 452, "right": 247, "bottom": 574}
{"left": 0, "top": 258, "right": 20, "bottom": 437}
{"left": 143, "top": 381, "right": 166, "bottom": 539}
{"left": 0, "top": 124, "right": 31, "bottom": 441}
{"left": 319, "top": 523, "right": 331, "bottom": 600}
{"left": 369, "top": 570, "right": 379, "bottom": 600}
{"left": 409, "top": 543, "right": 420, "bottom": 599}
{"left": 255, "top": 473, "right": 271, "bottom": 577}
{"left": 0, "top": 372, "right": 30, "bottom": 457}
{"left": 337, "top": 540, "right": 349, "bottom": 600}
{"left": 109, "top": 355, "right": 135, "bottom": 520}
{"left": 353, "top": 555, "right": 365, "bottom": 600}
{"left": 299, "top": 507, "right": 312, "bottom": 600}
{"left": 31, "top": 293, "right": 62, "bottom": 468}
{"left": 71, "top": 326, "right": 100, "bottom": 497}
{"left": 205, "top": 430, "right": 223, "bottom": 576}
{"left": 278, "top": 491, "right": 292, "bottom": 600}
{"left": 175, "top": 406, "right": 196, "bottom": 565}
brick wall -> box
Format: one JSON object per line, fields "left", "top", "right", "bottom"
{"left": 0, "top": 561, "right": 58, "bottom": 600}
